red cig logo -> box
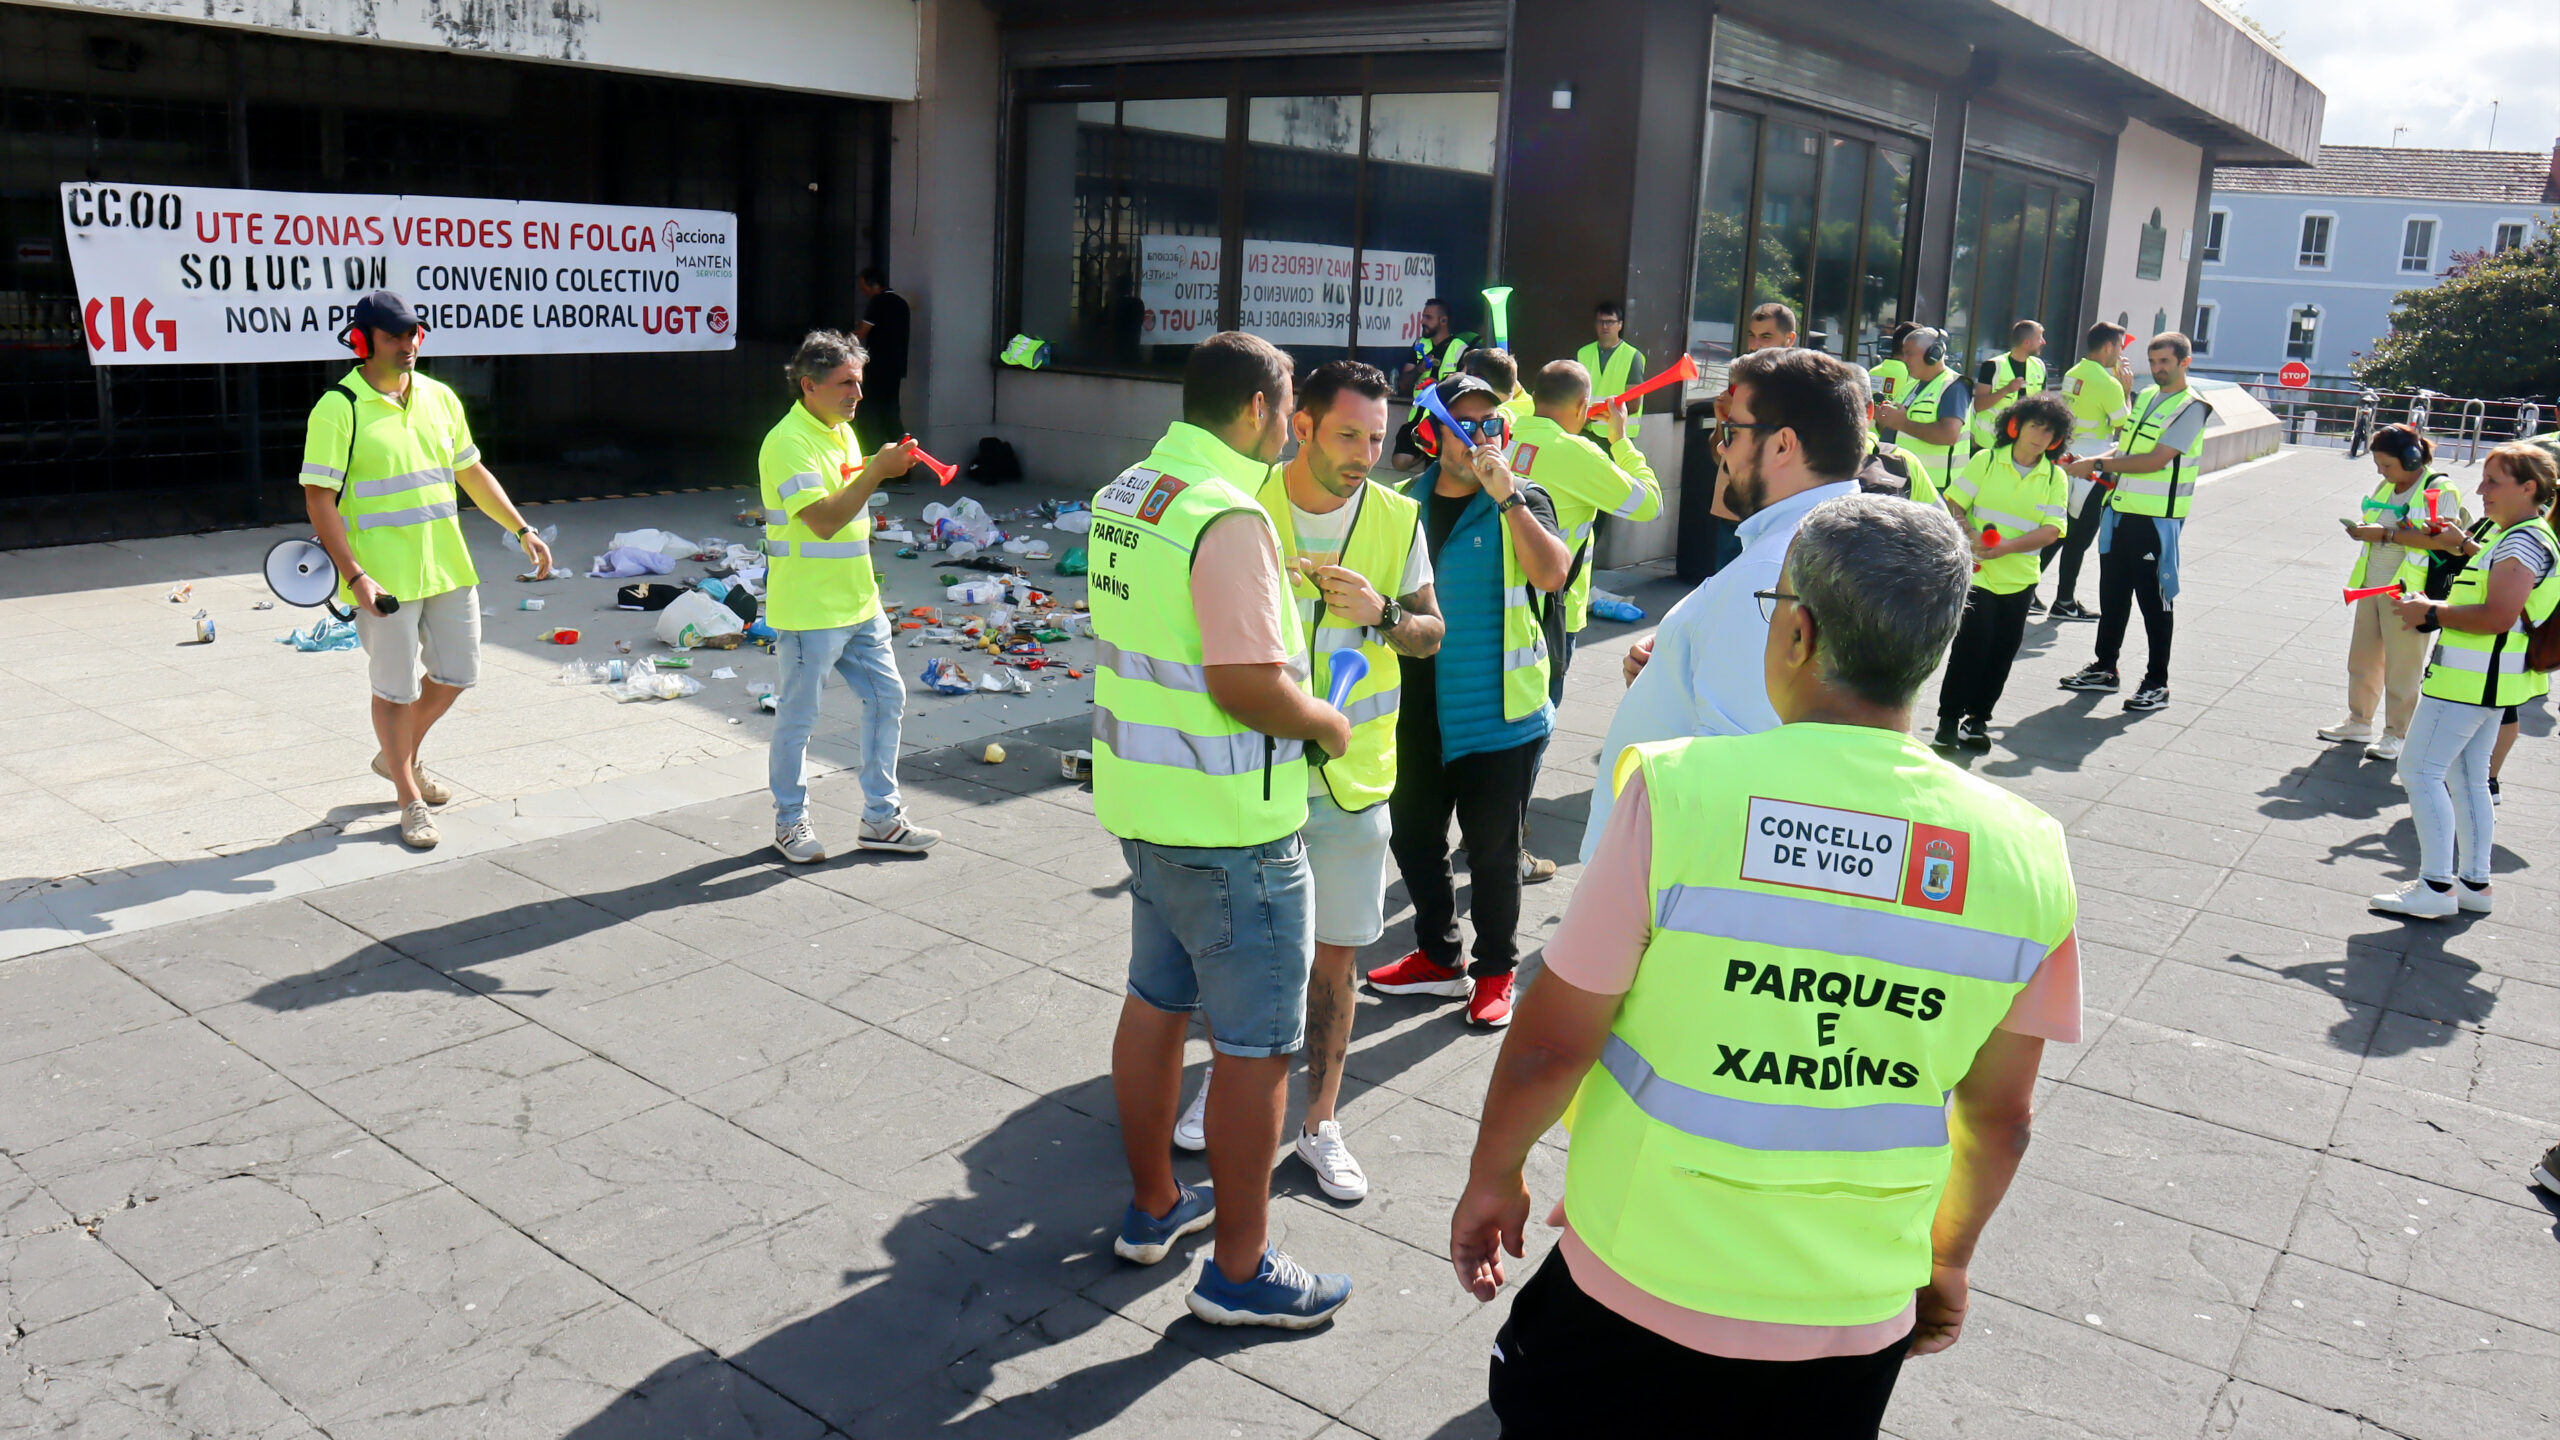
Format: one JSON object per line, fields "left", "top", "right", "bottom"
{"left": 84, "top": 296, "right": 178, "bottom": 352}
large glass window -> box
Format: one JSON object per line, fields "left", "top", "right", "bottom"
{"left": 1943, "top": 161, "right": 2091, "bottom": 372}
{"left": 1010, "top": 62, "right": 1498, "bottom": 377}
{"left": 2399, "top": 217, "right": 2436, "bottom": 273}
{"left": 1687, "top": 103, "right": 1918, "bottom": 372}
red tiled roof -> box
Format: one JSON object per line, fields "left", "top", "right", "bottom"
{"left": 2215, "top": 145, "right": 2556, "bottom": 205}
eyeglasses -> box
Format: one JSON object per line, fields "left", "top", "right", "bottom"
{"left": 1752, "top": 589, "right": 1808, "bottom": 624}
{"left": 1716, "top": 419, "right": 1783, "bottom": 450}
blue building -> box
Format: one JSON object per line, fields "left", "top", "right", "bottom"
{"left": 2196, "top": 145, "right": 2556, "bottom": 384}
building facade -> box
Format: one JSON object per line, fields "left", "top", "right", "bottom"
{"left": 5, "top": 0, "right": 2321, "bottom": 555}
{"left": 2196, "top": 144, "right": 2559, "bottom": 384}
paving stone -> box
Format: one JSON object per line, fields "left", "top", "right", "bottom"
{"left": 2201, "top": 1379, "right": 2387, "bottom": 1440}
{"left": 1, "top": 1223, "right": 155, "bottom": 1334}
{"left": 2068, "top": 802, "right": 2257, "bottom": 870}
{"left": 90, "top": 1124, "right": 438, "bottom": 1288}
{"left": 1, "top": 1291, "right": 324, "bottom": 1439}
{"left": 417, "top": 903, "right": 725, "bottom": 1015}
{"left": 1332, "top": 1094, "right": 1567, "bottom": 1262}
{"left": 2233, "top": 1253, "right": 2560, "bottom": 1440}
{"left": 1969, "top": 1173, "right": 2276, "bottom": 1371}
{"left": 488, "top": 819, "right": 742, "bottom": 915}
{"left": 305, "top": 855, "right": 583, "bottom": 954}
{"left": 734, "top": 906, "right": 1027, "bottom": 1027}
{"left": 885, "top": 966, "right": 1130, "bottom": 1099}
{"left": 615, "top": 862, "right": 889, "bottom": 958}
{"left": 2285, "top": 1155, "right": 2559, "bottom": 1334}
{"left": 465, "top": 1101, "right": 839, "bottom": 1292}
{"left": 1330, "top": 1271, "right": 1512, "bottom": 1440}
{"left": 0, "top": 944, "right": 182, "bottom": 1064}
{"left": 2072, "top": 939, "right": 2161, "bottom": 1017}
{"left": 194, "top": 958, "right": 525, "bottom": 1089}
{"left": 0, "top": 1019, "right": 295, "bottom": 1159}
{"left": 1883, "top": 1290, "right": 2226, "bottom": 1440}
{"left": 2327, "top": 1079, "right": 2558, "bottom": 1208}
{"left": 2120, "top": 956, "right": 2381, "bottom": 1070}
{"left": 2359, "top": 1015, "right": 2560, "bottom": 1119}
{"left": 533, "top": 962, "right": 864, "bottom": 1097}
{"left": 2022, "top": 1086, "right": 2323, "bottom": 1249}
{"left": 90, "top": 900, "right": 403, "bottom": 1014}
{"left": 313, "top": 1025, "right": 673, "bottom": 1176}
{"left": 164, "top": 1186, "right": 618, "bottom": 1426}
{"left": 697, "top": 1026, "right": 1046, "bottom": 1184}
{"left": 2069, "top": 1016, "right": 2353, "bottom": 1149}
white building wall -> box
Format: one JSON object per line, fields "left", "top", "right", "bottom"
{"left": 2093, "top": 118, "right": 2203, "bottom": 346}
{"left": 893, "top": 0, "right": 1001, "bottom": 456}
{"left": 31, "top": 0, "right": 920, "bottom": 100}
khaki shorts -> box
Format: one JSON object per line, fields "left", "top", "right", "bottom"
{"left": 354, "top": 585, "right": 481, "bottom": 704}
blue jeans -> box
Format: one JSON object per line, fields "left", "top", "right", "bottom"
{"left": 1123, "top": 835, "right": 1314, "bottom": 1059}
{"left": 2398, "top": 695, "right": 2499, "bottom": 885}
{"left": 769, "top": 613, "right": 906, "bottom": 828}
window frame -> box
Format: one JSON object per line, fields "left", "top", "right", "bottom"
{"left": 1001, "top": 55, "right": 1503, "bottom": 381}
{"left": 2200, "top": 207, "right": 2228, "bottom": 265}
{"left": 2493, "top": 219, "right": 2528, "bottom": 254}
{"left": 2398, "top": 215, "right": 2438, "bottom": 274}
{"left": 2284, "top": 303, "right": 2321, "bottom": 365}
{"left": 1687, "top": 90, "right": 1930, "bottom": 367}
{"left": 1943, "top": 154, "right": 2095, "bottom": 373}
{"left": 2295, "top": 211, "right": 2335, "bottom": 271}
{"left": 2191, "top": 300, "right": 2216, "bottom": 357}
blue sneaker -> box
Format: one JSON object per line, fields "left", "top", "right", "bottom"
{"left": 1114, "top": 1183, "right": 1216, "bottom": 1265}
{"left": 1185, "top": 1248, "right": 1353, "bottom": 1329}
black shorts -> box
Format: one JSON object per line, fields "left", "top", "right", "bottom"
{"left": 1488, "top": 1250, "right": 1912, "bottom": 1439}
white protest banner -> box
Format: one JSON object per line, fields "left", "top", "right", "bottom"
{"left": 59, "top": 181, "right": 738, "bottom": 366}
{"left": 1141, "top": 235, "right": 1437, "bottom": 349}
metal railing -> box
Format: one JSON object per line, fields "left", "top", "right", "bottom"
{"left": 2222, "top": 376, "right": 2551, "bottom": 462}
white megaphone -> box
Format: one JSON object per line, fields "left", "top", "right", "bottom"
{"left": 264, "top": 538, "right": 396, "bottom": 619}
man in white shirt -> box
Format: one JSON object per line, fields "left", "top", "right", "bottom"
{"left": 1582, "top": 347, "right": 1869, "bottom": 860}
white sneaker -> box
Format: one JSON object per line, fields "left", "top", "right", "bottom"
{"left": 2365, "top": 735, "right": 2404, "bottom": 762}
{"left": 2369, "top": 881, "right": 2458, "bottom": 920}
{"left": 857, "top": 814, "right": 942, "bottom": 853}
{"left": 1174, "top": 1073, "right": 1210, "bottom": 1153}
{"left": 1294, "top": 1120, "right": 1370, "bottom": 1202}
{"left": 2457, "top": 882, "right": 2495, "bottom": 914}
{"left": 2317, "top": 721, "right": 2376, "bottom": 743}
{"left": 775, "top": 819, "right": 826, "bottom": 864}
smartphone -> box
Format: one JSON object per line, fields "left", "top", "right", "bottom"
{"left": 2338, "top": 517, "right": 2362, "bottom": 532}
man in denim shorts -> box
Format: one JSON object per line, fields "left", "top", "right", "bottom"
{"left": 1092, "top": 333, "right": 1356, "bottom": 1329}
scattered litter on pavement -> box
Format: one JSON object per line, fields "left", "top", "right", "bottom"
{"left": 1056, "top": 548, "right": 1088, "bottom": 576}
{"left": 251, "top": 599, "right": 275, "bottom": 611}
{"left": 657, "top": 589, "right": 747, "bottom": 647}
{"left": 559, "top": 659, "right": 605, "bottom": 684}
{"left": 542, "top": 628, "right": 581, "bottom": 645}
{"left": 921, "top": 657, "right": 972, "bottom": 694}
{"left": 711, "top": 666, "right": 737, "bottom": 680}
{"left": 1001, "top": 537, "right": 1052, "bottom": 558}
{"left": 1060, "top": 749, "right": 1093, "bottom": 781}
{"left": 1590, "top": 589, "right": 1646, "bottom": 623}
{"left": 519, "top": 598, "right": 546, "bottom": 611}
{"left": 166, "top": 582, "right": 193, "bottom": 603}
{"left": 605, "top": 659, "right": 702, "bottom": 701}
{"left": 608, "top": 528, "right": 699, "bottom": 557}
{"left": 189, "top": 611, "right": 217, "bottom": 644}
{"left": 589, "top": 547, "right": 676, "bottom": 578}
{"left": 278, "top": 618, "right": 359, "bottom": 651}
{"left": 983, "top": 743, "right": 1007, "bottom": 764}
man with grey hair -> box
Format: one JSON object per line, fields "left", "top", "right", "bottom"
{"left": 761, "top": 329, "right": 939, "bottom": 862}
{"left": 1454, "top": 491, "right": 2083, "bottom": 1431}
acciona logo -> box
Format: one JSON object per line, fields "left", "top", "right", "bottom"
{"left": 662, "top": 220, "right": 729, "bottom": 249}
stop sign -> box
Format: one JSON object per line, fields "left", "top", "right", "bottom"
{"left": 2278, "top": 361, "right": 2312, "bottom": 389}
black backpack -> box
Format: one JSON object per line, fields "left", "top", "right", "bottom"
{"left": 968, "top": 436, "right": 1023, "bottom": 484}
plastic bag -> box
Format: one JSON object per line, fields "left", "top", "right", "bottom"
{"left": 1056, "top": 548, "right": 1089, "bottom": 576}
{"left": 946, "top": 579, "right": 1005, "bottom": 605}
{"left": 277, "top": 618, "right": 360, "bottom": 652}
{"left": 922, "top": 497, "right": 997, "bottom": 545}
{"left": 656, "top": 589, "right": 746, "bottom": 647}
{"left": 608, "top": 528, "right": 700, "bottom": 557}
{"left": 558, "top": 659, "right": 606, "bottom": 684}
{"left": 1589, "top": 589, "right": 1647, "bottom": 624}
{"left": 921, "top": 657, "right": 972, "bottom": 694}
{"left": 605, "top": 660, "right": 703, "bottom": 701}
{"left": 1052, "top": 508, "right": 1094, "bottom": 535}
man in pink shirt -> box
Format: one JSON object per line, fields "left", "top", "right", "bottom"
{"left": 1451, "top": 494, "right": 2080, "bottom": 1436}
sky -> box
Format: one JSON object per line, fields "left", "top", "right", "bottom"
{"left": 2228, "top": 0, "right": 2560, "bottom": 152}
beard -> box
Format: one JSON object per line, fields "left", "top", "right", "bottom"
{"left": 1723, "top": 437, "right": 1768, "bottom": 519}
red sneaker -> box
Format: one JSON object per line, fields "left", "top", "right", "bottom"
{"left": 1467, "top": 973, "right": 1515, "bottom": 1027}
{"left": 1366, "top": 950, "right": 1472, "bottom": 998}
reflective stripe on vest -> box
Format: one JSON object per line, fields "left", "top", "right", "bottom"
{"left": 1894, "top": 370, "right": 1962, "bottom": 496}
{"left": 1093, "top": 707, "right": 1305, "bottom": 774}
{"left": 1601, "top": 1035, "right": 1948, "bottom": 1152}
{"left": 350, "top": 465, "right": 454, "bottom": 500}
{"left": 1094, "top": 638, "right": 1209, "bottom": 691}
{"left": 763, "top": 538, "right": 870, "bottom": 559}
{"left": 1656, "top": 884, "right": 2044, "bottom": 984}
{"left": 356, "top": 499, "right": 459, "bottom": 530}
{"left": 2347, "top": 473, "right": 2454, "bottom": 592}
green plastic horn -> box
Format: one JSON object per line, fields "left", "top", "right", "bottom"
{"left": 1480, "top": 286, "right": 1513, "bottom": 351}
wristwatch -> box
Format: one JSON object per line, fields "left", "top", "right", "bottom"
{"left": 1377, "top": 596, "right": 1405, "bottom": 633}
{"left": 515, "top": 524, "right": 533, "bottom": 538}
{"left": 1496, "top": 492, "right": 1529, "bottom": 514}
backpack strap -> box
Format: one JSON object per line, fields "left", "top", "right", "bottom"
{"left": 329, "top": 383, "right": 363, "bottom": 512}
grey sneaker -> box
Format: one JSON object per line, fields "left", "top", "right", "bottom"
{"left": 857, "top": 814, "right": 942, "bottom": 853}
{"left": 774, "top": 820, "right": 827, "bottom": 864}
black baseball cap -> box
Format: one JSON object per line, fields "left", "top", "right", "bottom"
{"left": 349, "top": 290, "right": 423, "bottom": 338}
{"left": 1432, "top": 373, "right": 1499, "bottom": 407}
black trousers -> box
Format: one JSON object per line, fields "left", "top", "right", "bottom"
{"left": 854, "top": 374, "right": 906, "bottom": 453}
{"left": 1390, "top": 728, "right": 1538, "bottom": 978}
{"left": 1939, "top": 585, "right": 2037, "bottom": 724}
{"left": 2094, "top": 511, "right": 2174, "bottom": 690}
{"left": 1489, "top": 1252, "right": 1911, "bottom": 1440}
{"left": 2039, "top": 480, "right": 2108, "bottom": 603}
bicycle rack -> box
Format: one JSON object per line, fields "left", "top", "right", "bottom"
{"left": 2457, "top": 398, "right": 2488, "bottom": 464}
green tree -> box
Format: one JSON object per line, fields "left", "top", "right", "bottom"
{"left": 2354, "top": 220, "right": 2560, "bottom": 399}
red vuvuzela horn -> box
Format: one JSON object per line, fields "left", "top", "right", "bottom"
{"left": 1587, "top": 354, "right": 1703, "bottom": 420}
{"left": 901, "top": 437, "right": 958, "bottom": 486}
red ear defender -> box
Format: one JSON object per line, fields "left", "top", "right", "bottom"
{"left": 346, "top": 325, "right": 370, "bottom": 359}
{"left": 1414, "top": 416, "right": 1441, "bottom": 458}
